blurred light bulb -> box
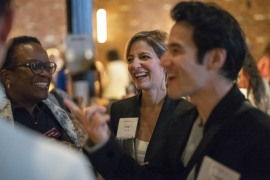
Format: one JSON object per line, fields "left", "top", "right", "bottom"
{"left": 97, "top": 9, "right": 107, "bottom": 43}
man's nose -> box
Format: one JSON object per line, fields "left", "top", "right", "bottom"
{"left": 160, "top": 52, "right": 170, "bottom": 68}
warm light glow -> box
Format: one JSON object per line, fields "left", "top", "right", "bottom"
{"left": 97, "top": 9, "right": 107, "bottom": 43}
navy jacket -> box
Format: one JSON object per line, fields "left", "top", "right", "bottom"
{"left": 109, "top": 92, "right": 181, "bottom": 162}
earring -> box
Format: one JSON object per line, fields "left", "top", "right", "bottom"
{"left": 7, "top": 84, "right": 10, "bottom": 89}
{"left": 161, "top": 73, "right": 167, "bottom": 91}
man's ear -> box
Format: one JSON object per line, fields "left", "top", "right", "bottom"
{"left": 0, "top": 8, "right": 15, "bottom": 43}
{"left": 204, "top": 48, "right": 227, "bottom": 71}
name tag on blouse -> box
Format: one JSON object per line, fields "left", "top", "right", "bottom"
{"left": 44, "top": 127, "right": 61, "bottom": 139}
{"left": 116, "top": 118, "right": 138, "bottom": 138}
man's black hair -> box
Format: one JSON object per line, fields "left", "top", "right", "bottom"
{"left": 171, "top": 1, "right": 247, "bottom": 80}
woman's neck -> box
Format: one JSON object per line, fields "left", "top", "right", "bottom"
{"left": 141, "top": 88, "right": 166, "bottom": 108}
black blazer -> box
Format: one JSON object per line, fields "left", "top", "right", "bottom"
{"left": 87, "top": 85, "right": 270, "bottom": 180}
{"left": 109, "top": 92, "right": 181, "bottom": 162}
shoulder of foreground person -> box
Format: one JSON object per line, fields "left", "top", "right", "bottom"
{"left": 0, "top": 121, "right": 95, "bottom": 180}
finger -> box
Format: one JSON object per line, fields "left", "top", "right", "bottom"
{"left": 84, "top": 105, "right": 107, "bottom": 122}
{"left": 86, "top": 112, "right": 108, "bottom": 134}
{"left": 91, "top": 113, "right": 110, "bottom": 131}
{"left": 63, "top": 99, "right": 84, "bottom": 122}
{"left": 87, "top": 113, "right": 110, "bottom": 144}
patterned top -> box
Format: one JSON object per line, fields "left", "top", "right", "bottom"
{"left": 0, "top": 83, "right": 82, "bottom": 150}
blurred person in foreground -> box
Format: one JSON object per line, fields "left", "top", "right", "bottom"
{"left": 238, "top": 52, "right": 270, "bottom": 115}
{"left": 109, "top": 30, "right": 183, "bottom": 163}
{"left": 0, "top": 6, "right": 94, "bottom": 178}
{"left": 0, "top": 36, "right": 82, "bottom": 150}
{"left": 47, "top": 47, "right": 67, "bottom": 92}
{"left": 65, "top": 1, "right": 270, "bottom": 180}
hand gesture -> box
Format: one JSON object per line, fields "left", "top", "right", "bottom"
{"left": 64, "top": 99, "right": 110, "bottom": 145}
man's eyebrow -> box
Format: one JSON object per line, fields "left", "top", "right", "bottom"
{"left": 167, "top": 42, "right": 181, "bottom": 48}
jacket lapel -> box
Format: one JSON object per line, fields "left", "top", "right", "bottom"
{"left": 168, "top": 103, "right": 198, "bottom": 169}
{"left": 145, "top": 96, "right": 179, "bottom": 161}
{"left": 43, "top": 99, "right": 81, "bottom": 149}
{"left": 0, "top": 83, "right": 15, "bottom": 125}
{"left": 127, "top": 92, "right": 141, "bottom": 117}
{"left": 182, "top": 85, "right": 247, "bottom": 178}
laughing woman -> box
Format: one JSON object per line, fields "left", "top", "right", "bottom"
{"left": 109, "top": 30, "right": 181, "bottom": 164}
{"left": 0, "top": 36, "right": 81, "bottom": 149}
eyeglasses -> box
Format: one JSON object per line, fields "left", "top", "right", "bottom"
{"left": 9, "top": 60, "right": 57, "bottom": 75}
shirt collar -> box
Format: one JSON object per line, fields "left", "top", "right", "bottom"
{"left": 11, "top": 101, "right": 46, "bottom": 111}
{"left": 204, "top": 84, "right": 246, "bottom": 133}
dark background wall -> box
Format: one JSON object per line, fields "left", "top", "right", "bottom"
{"left": 9, "top": 0, "right": 270, "bottom": 64}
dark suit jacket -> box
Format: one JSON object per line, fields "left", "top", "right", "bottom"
{"left": 86, "top": 85, "right": 270, "bottom": 180}
{"left": 109, "top": 92, "right": 181, "bottom": 162}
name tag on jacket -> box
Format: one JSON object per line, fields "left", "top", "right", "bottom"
{"left": 197, "top": 156, "right": 240, "bottom": 180}
{"left": 116, "top": 118, "right": 138, "bottom": 138}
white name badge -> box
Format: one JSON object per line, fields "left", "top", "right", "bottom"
{"left": 116, "top": 118, "right": 138, "bottom": 138}
{"left": 197, "top": 156, "right": 240, "bottom": 180}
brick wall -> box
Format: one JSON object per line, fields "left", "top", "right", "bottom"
{"left": 9, "top": 0, "right": 270, "bottom": 64}
{"left": 9, "top": 0, "right": 67, "bottom": 52}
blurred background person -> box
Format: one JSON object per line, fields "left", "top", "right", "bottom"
{"left": 102, "top": 49, "right": 130, "bottom": 101}
{"left": 109, "top": 30, "right": 181, "bottom": 164}
{"left": 0, "top": 36, "right": 81, "bottom": 149}
{"left": 47, "top": 47, "right": 67, "bottom": 92}
{"left": 238, "top": 52, "right": 270, "bottom": 115}
{"left": 258, "top": 41, "right": 270, "bottom": 84}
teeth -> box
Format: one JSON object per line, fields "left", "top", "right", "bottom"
{"left": 35, "top": 82, "right": 48, "bottom": 88}
{"left": 135, "top": 72, "right": 147, "bottom": 78}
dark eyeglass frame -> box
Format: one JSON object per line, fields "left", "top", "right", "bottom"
{"left": 8, "top": 60, "right": 57, "bottom": 75}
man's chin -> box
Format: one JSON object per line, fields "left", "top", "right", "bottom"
{"left": 167, "top": 89, "right": 183, "bottom": 100}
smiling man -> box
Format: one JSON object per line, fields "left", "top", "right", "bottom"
{"left": 67, "top": 1, "right": 270, "bottom": 180}
{"left": 159, "top": 2, "right": 270, "bottom": 179}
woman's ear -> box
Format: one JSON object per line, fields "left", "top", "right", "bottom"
{"left": 0, "top": 69, "right": 11, "bottom": 85}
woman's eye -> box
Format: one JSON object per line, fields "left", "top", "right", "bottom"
{"left": 127, "top": 58, "right": 133, "bottom": 63}
{"left": 141, "top": 55, "right": 150, "bottom": 60}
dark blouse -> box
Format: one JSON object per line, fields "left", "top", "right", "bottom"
{"left": 12, "top": 102, "right": 74, "bottom": 144}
